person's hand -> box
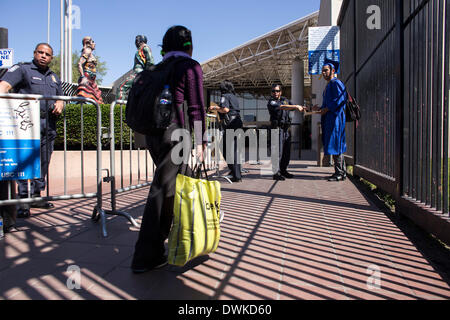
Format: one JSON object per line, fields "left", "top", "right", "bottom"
{"left": 320, "top": 107, "right": 329, "bottom": 116}
{"left": 196, "top": 143, "right": 205, "bottom": 163}
{"left": 297, "top": 105, "right": 305, "bottom": 112}
{"left": 53, "top": 101, "right": 64, "bottom": 116}
{"left": 312, "top": 104, "right": 320, "bottom": 112}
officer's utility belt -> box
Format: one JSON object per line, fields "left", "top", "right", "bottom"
{"left": 271, "top": 120, "right": 290, "bottom": 130}
{"left": 40, "top": 104, "right": 56, "bottom": 119}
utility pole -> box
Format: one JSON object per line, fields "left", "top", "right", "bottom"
{"left": 60, "top": 0, "right": 72, "bottom": 83}
{"left": 47, "top": 0, "right": 50, "bottom": 44}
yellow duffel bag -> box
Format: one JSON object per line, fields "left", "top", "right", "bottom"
{"left": 168, "top": 169, "right": 221, "bottom": 267}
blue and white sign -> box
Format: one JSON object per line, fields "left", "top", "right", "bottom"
{"left": 308, "top": 27, "right": 340, "bottom": 75}
{"left": 0, "top": 49, "right": 14, "bottom": 69}
{"left": 0, "top": 99, "right": 40, "bottom": 181}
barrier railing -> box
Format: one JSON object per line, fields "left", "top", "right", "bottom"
{"left": 0, "top": 93, "right": 135, "bottom": 238}
{"left": 104, "top": 101, "right": 224, "bottom": 221}
{"left": 0, "top": 95, "right": 230, "bottom": 238}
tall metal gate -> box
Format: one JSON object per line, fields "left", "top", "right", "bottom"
{"left": 339, "top": 0, "right": 449, "bottom": 242}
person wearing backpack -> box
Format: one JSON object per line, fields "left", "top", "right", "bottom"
{"left": 312, "top": 59, "right": 348, "bottom": 181}
{"left": 131, "top": 25, "right": 207, "bottom": 273}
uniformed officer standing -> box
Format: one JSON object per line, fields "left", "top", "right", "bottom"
{"left": 0, "top": 43, "right": 64, "bottom": 218}
{"left": 209, "top": 81, "right": 243, "bottom": 182}
{"left": 267, "top": 84, "right": 304, "bottom": 180}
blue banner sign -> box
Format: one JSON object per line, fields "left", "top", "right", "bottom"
{"left": 308, "top": 26, "right": 340, "bottom": 75}
{"left": 0, "top": 99, "right": 40, "bottom": 181}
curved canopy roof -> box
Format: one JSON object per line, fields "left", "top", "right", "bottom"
{"left": 201, "top": 11, "right": 319, "bottom": 90}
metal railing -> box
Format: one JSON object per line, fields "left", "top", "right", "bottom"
{"left": 338, "top": 0, "right": 449, "bottom": 243}
{"left": 0, "top": 93, "right": 120, "bottom": 237}
{"left": 102, "top": 101, "right": 223, "bottom": 228}
{"left": 0, "top": 95, "right": 237, "bottom": 237}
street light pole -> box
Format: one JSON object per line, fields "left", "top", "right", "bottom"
{"left": 47, "top": 0, "right": 50, "bottom": 44}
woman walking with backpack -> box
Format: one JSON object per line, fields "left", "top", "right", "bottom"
{"left": 131, "top": 25, "right": 207, "bottom": 273}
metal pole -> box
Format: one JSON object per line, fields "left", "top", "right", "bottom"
{"left": 60, "top": 0, "right": 64, "bottom": 82}
{"left": 48, "top": 0, "right": 50, "bottom": 44}
{"left": 64, "top": 0, "right": 69, "bottom": 83}
{"left": 68, "top": 0, "right": 72, "bottom": 83}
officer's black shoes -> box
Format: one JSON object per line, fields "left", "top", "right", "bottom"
{"left": 273, "top": 174, "right": 286, "bottom": 181}
{"left": 281, "top": 171, "right": 294, "bottom": 179}
{"left": 230, "top": 177, "right": 242, "bottom": 183}
{"left": 30, "top": 201, "right": 54, "bottom": 209}
{"left": 328, "top": 174, "right": 346, "bottom": 182}
{"left": 17, "top": 208, "right": 31, "bottom": 219}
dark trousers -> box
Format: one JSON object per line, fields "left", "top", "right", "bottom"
{"left": 17, "top": 121, "right": 56, "bottom": 198}
{"left": 0, "top": 181, "right": 17, "bottom": 229}
{"left": 132, "top": 124, "right": 189, "bottom": 266}
{"left": 273, "top": 127, "right": 291, "bottom": 174}
{"left": 222, "top": 129, "right": 241, "bottom": 180}
{"left": 332, "top": 154, "right": 346, "bottom": 176}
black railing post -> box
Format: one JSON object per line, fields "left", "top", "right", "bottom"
{"left": 395, "top": 0, "right": 404, "bottom": 198}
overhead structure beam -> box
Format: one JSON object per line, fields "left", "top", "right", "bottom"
{"left": 201, "top": 11, "right": 318, "bottom": 89}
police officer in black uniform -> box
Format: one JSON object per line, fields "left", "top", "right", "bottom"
{"left": 0, "top": 43, "right": 64, "bottom": 218}
{"left": 267, "top": 84, "right": 304, "bottom": 180}
{"left": 209, "top": 81, "right": 243, "bottom": 182}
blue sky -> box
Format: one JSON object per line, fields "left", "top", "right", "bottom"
{"left": 1, "top": 0, "right": 320, "bottom": 86}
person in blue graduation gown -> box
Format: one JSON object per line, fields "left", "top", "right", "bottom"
{"left": 313, "top": 59, "right": 348, "bottom": 181}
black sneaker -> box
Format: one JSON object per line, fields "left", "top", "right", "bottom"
{"left": 328, "top": 174, "right": 346, "bottom": 182}
{"left": 230, "top": 177, "right": 242, "bottom": 183}
{"left": 131, "top": 255, "right": 168, "bottom": 274}
{"left": 273, "top": 174, "right": 285, "bottom": 181}
{"left": 17, "top": 208, "right": 30, "bottom": 218}
{"left": 30, "top": 201, "right": 54, "bottom": 209}
{"left": 281, "top": 171, "right": 294, "bottom": 179}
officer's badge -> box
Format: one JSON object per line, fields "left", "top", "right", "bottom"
{"left": 221, "top": 97, "right": 225, "bottom": 104}
{"left": 270, "top": 100, "right": 277, "bottom": 106}
{"left": 7, "top": 65, "right": 19, "bottom": 73}
{"left": 51, "top": 75, "right": 57, "bottom": 83}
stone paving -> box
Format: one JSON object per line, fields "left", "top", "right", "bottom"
{"left": 1, "top": 160, "right": 450, "bottom": 300}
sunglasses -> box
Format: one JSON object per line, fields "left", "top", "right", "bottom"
{"left": 272, "top": 90, "right": 281, "bottom": 93}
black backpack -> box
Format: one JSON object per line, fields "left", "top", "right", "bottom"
{"left": 125, "top": 56, "right": 189, "bottom": 134}
{"left": 345, "top": 90, "right": 361, "bottom": 122}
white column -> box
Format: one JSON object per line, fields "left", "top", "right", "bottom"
{"left": 291, "top": 56, "right": 304, "bottom": 160}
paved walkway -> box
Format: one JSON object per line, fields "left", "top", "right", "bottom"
{"left": 1, "top": 160, "right": 450, "bottom": 300}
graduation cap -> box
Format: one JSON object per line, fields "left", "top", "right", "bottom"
{"left": 324, "top": 58, "right": 340, "bottom": 73}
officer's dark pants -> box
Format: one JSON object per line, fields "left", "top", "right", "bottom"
{"left": 221, "top": 118, "right": 243, "bottom": 180}
{"left": 273, "top": 126, "right": 291, "bottom": 174}
{"left": 17, "top": 119, "right": 56, "bottom": 199}
{"left": 332, "top": 154, "right": 347, "bottom": 177}
{"left": 222, "top": 129, "right": 242, "bottom": 179}
{"left": 0, "top": 181, "right": 17, "bottom": 229}
{"left": 132, "top": 124, "right": 190, "bottom": 267}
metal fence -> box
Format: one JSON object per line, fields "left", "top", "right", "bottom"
{"left": 0, "top": 95, "right": 223, "bottom": 237}
{"left": 339, "top": 0, "right": 449, "bottom": 230}
{"left": 0, "top": 93, "right": 123, "bottom": 237}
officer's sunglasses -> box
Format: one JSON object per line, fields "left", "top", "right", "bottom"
{"left": 272, "top": 90, "right": 281, "bottom": 93}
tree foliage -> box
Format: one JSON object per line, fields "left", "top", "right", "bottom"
{"left": 49, "top": 50, "right": 107, "bottom": 85}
